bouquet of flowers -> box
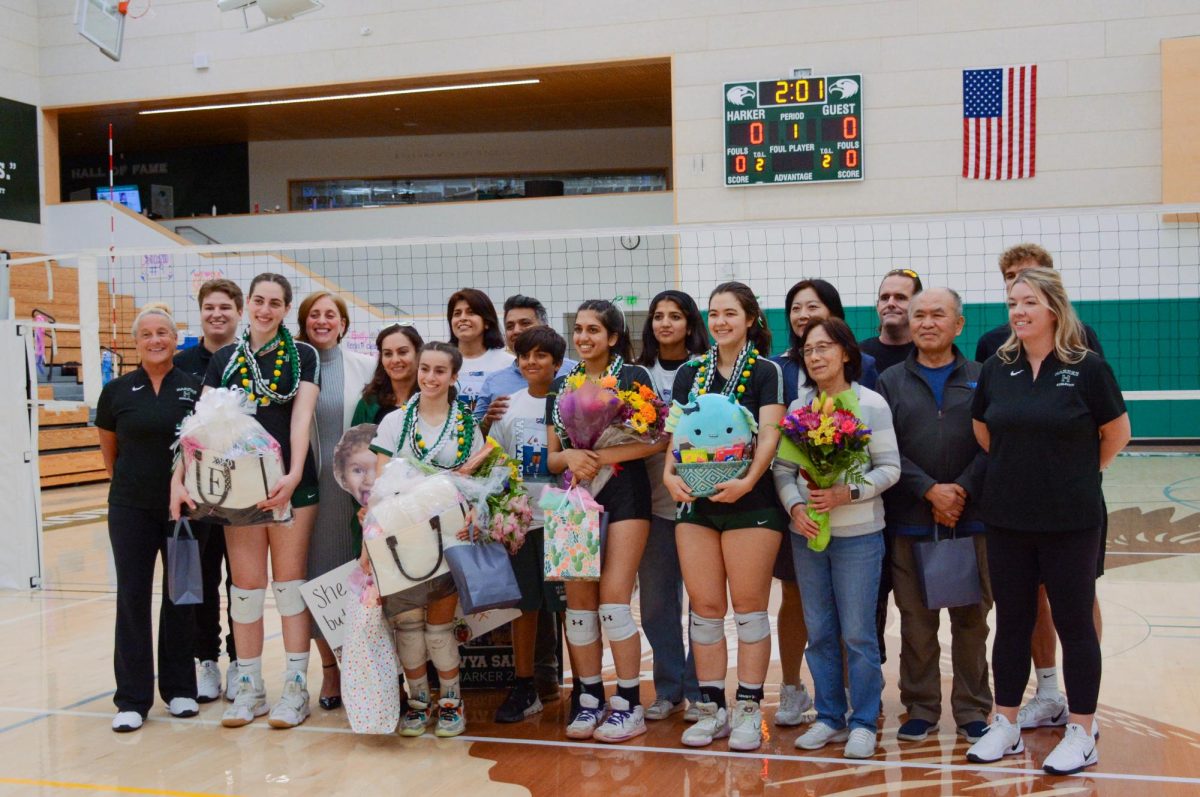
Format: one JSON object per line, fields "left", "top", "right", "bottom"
{"left": 777, "top": 390, "right": 872, "bottom": 552}
{"left": 556, "top": 373, "right": 666, "bottom": 494}
{"left": 447, "top": 438, "right": 534, "bottom": 553}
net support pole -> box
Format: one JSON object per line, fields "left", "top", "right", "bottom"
{"left": 78, "top": 254, "right": 103, "bottom": 408}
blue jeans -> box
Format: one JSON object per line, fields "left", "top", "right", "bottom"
{"left": 638, "top": 515, "right": 699, "bottom": 704}
{"left": 793, "top": 530, "right": 884, "bottom": 733}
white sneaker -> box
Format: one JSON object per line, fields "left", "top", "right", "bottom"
{"left": 680, "top": 701, "right": 730, "bottom": 747}
{"left": 966, "top": 714, "right": 1025, "bottom": 763}
{"left": 267, "top": 673, "right": 311, "bottom": 729}
{"left": 221, "top": 675, "right": 268, "bottom": 728}
{"left": 644, "top": 697, "right": 683, "bottom": 721}
{"left": 196, "top": 660, "right": 221, "bottom": 703}
{"left": 566, "top": 693, "right": 605, "bottom": 740}
{"left": 111, "top": 711, "right": 143, "bottom": 733}
{"left": 225, "top": 663, "right": 239, "bottom": 702}
{"left": 774, "top": 683, "right": 813, "bottom": 727}
{"left": 167, "top": 697, "right": 199, "bottom": 718}
{"left": 593, "top": 696, "right": 647, "bottom": 743}
{"left": 435, "top": 697, "right": 466, "bottom": 737}
{"left": 1043, "top": 722, "right": 1098, "bottom": 776}
{"left": 1017, "top": 692, "right": 1068, "bottom": 729}
{"left": 843, "top": 727, "right": 877, "bottom": 759}
{"left": 796, "top": 721, "right": 850, "bottom": 750}
{"left": 728, "top": 699, "right": 764, "bottom": 751}
{"left": 683, "top": 699, "right": 703, "bottom": 723}
{"left": 400, "top": 698, "right": 431, "bottom": 737}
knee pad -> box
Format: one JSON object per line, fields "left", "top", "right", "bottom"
{"left": 425, "top": 622, "right": 459, "bottom": 673}
{"left": 599, "top": 603, "right": 638, "bottom": 642}
{"left": 689, "top": 612, "right": 725, "bottom": 646}
{"left": 229, "top": 586, "right": 265, "bottom": 624}
{"left": 392, "top": 613, "right": 427, "bottom": 671}
{"left": 734, "top": 611, "right": 771, "bottom": 644}
{"left": 271, "top": 580, "right": 307, "bottom": 617}
{"left": 565, "top": 609, "right": 600, "bottom": 647}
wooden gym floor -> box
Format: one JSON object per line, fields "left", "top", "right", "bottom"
{"left": 2, "top": 452, "right": 1199, "bottom": 796}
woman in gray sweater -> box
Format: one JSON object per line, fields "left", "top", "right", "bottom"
{"left": 772, "top": 317, "right": 900, "bottom": 760}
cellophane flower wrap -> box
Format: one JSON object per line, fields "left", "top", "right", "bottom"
{"left": 443, "top": 438, "right": 533, "bottom": 553}
{"left": 557, "top": 374, "right": 666, "bottom": 494}
{"left": 777, "top": 390, "right": 871, "bottom": 552}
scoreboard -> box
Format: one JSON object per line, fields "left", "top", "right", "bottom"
{"left": 723, "top": 73, "right": 863, "bottom": 186}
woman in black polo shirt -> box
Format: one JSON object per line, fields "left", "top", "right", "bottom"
{"left": 97, "top": 304, "right": 201, "bottom": 732}
{"left": 966, "top": 268, "right": 1130, "bottom": 776}
{"left": 172, "top": 272, "right": 320, "bottom": 731}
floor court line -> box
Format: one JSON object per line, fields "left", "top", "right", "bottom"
{"left": 0, "top": 595, "right": 108, "bottom": 627}
{"left": 0, "top": 776, "right": 239, "bottom": 797}
{"left": 0, "top": 706, "right": 1197, "bottom": 787}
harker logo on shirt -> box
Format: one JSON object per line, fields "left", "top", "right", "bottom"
{"left": 1055, "top": 369, "right": 1079, "bottom": 388}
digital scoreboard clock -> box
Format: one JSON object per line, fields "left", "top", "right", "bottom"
{"left": 723, "top": 73, "right": 863, "bottom": 186}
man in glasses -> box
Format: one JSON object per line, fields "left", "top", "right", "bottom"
{"left": 860, "top": 269, "right": 923, "bottom": 374}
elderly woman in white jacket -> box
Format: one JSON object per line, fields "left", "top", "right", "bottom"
{"left": 772, "top": 318, "right": 900, "bottom": 760}
{"left": 297, "top": 291, "right": 377, "bottom": 710}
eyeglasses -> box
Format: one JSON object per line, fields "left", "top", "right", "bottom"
{"left": 801, "top": 342, "right": 839, "bottom": 358}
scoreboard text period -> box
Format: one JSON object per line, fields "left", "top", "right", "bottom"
{"left": 724, "top": 74, "right": 863, "bottom": 186}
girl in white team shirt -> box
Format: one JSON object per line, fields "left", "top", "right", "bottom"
{"left": 446, "top": 288, "right": 514, "bottom": 416}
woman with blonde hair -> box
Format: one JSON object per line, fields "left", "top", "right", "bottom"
{"left": 966, "top": 268, "right": 1130, "bottom": 775}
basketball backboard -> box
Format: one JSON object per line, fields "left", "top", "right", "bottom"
{"left": 75, "top": 0, "right": 125, "bottom": 61}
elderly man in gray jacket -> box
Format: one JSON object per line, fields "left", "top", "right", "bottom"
{"left": 875, "top": 287, "right": 993, "bottom": 745}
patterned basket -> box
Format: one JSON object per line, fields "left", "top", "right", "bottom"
{"left": 676, "top": 459, "right": 751, "bottom": 498}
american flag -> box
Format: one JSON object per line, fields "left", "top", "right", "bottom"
{"left": 962, "top": 65, "right": 1037, "bottom": 180}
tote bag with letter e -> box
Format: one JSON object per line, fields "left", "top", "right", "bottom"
{"left": 186, "top": 448, "right": 289, "bottom": 527}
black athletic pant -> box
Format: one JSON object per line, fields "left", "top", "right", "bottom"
{"left": 109, "top": 504, "right": 197, "bottom": 716}
{"left": 194, "top": 520, "right": 236, "bottom": 662}
{"left": 986, "top": 525, "right": 1101, "bottom": 715}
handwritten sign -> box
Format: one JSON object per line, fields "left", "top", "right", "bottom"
{"left": 302, "top": 560, "right": 360, "bottom": 654}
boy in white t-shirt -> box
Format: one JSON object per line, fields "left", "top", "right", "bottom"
{"left": 488, "top": 326, "right": 568, "bottom": 723}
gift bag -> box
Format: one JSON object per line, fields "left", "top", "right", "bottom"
{"left": 542, "top": 486, "right": 608, "bottom": 581}
{"left": 342, "top": 593, "right": 400, "bottom": 734}
{"left": 166, "top": 519, "right": 203, "bottom": 605}
{"left": 913, "top": 527, "right": 983, "bottom": 610}
{"left": 445, "top": 527, "right": 521, "bottom": 615}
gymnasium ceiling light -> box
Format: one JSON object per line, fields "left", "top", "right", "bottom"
{"left": 137, "top": 78, "right": 542, "bottom": 115}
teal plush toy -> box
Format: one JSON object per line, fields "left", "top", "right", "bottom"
{"left": 666, "top": 393, "right": 757, "bottom": 459}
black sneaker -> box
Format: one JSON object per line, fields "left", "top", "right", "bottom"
{"left": 494, "top": 683, "right": 543, "bottom": 724}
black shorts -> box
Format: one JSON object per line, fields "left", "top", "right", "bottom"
{"left": 773, "top": 524, "right": 797, "bottom": 580}
{"left": 509, "top": 529, "right": 567, "bottom": 613}
{"left": 594, "top": 460, "right": 651, "bottom": 524}
{"left": 678, "top": 498, "right": 788, "bottom": 533}
{"left": 292, "top": 457, "right": 320, "bottom": 508}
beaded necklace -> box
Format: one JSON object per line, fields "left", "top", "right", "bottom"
{"left": 395, "top": 393, "right": 475, "bottom": 469}
{"left": 688, "top": 342, "right": 757, "bottom": 403}
{"left": 220, "top": 327, "right": 302, "bottom": 406}
{"left": 551, "top": 355, "right": 623, "bottom": 443}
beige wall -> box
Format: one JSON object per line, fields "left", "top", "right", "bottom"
{"left": 248, "top": 127, "right": 672, "bottom": 211}
{"left": 1162, "top": 36, "right": 1200, "bottom": 204}
{"left": 1, "top": 0, "right": 42, "bottom": 251}
{"left": 32, "top": 1, "right": 1200, "bottom": 226}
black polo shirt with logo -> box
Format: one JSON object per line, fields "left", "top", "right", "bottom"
{"left": 95, "top": 367, "right": 201, "bottom": 514}
{"left": 173, "top": 339, "right": 217, "bottom": 381}
{"left": 971, "top": 350, "right": 1125, "bottom": 532}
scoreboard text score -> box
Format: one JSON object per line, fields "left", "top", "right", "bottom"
{"left": 723, "top": 74, "right": 863, "bottom": 186}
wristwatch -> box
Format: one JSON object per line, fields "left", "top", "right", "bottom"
{"left": 848, "top": 484, "right": 861, "bottom": 501}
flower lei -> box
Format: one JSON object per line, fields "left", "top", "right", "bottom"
{"left": 220, "top": 327, "right": 302, "bottom": 406}
{"left": 395, "top": 393, "right": 476, "bottom": 469}
{"left": 688, "top": 343, "right": 758, "bottom": 403}
{"left": 551, "top": 355, "right": 623, "bottom": 442}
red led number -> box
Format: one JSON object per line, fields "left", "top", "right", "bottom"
{"left": 843, "top": 116, "right": 858, "bottom": 140}
{"left": 734, "top": 155, "right": 747, "bottom": 173}
{"left": 749, "top": 122, "right": 764, "bottom": 145}
{"left": 844, "top": 149, "right": 858, "bottom": 168}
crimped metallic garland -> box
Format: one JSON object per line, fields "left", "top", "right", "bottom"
{"left": 688, "top": 342, "right": 758, "bottom": 403}
{"left": 220, "top": 327, "right": 301, "bottom": 405}
{"left": 394, "top": 392, "right": 476, "bottom": 468}
{"left": 550, "top": 354, "right": 623, "bottom": 444}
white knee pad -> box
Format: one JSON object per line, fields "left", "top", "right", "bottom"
{"left": 599, "top": 603, "right": 638, "bottom": 642}
{"left": 425, "top": 622, "right": 459, "bottom": 673}
{"left": 393, "top": 613, "right": 427, "bottom": 672}
{"left": 565, "top": 609, "right": 600, "bottom": 647}
{"left": 734, "top": 611, "right": 771, "bottom": 644}
{"left": 229, "top": 586, "right": 265, "bottom": 624}
{"left": 689, "top": 612, "right": 725, "bottom": 646}
{"left": 272, "top": 580, "right": 308, "bottom": 617}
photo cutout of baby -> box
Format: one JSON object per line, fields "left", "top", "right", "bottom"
{"left": 333, "top": 424, "right": 378, "bottom": 506}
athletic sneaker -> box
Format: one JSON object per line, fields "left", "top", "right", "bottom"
{"left": 957, "top": 720, "right": 988, "bottom": 743}
{"left": 225, "top": 664, "right": 239, "bottom": 702}
{"left": 536, "top": 677, "right": 562, "bottom": 704}
{"left": 196, "top": 660, "right": 222, "bottom": 703}
{"left": 167, "top": 697, "right": 199, "bottom": 718}
{"left": 267, "top": 672, "right": 311, "bottom": 729}
{"left": 1042, "top": 722, "right": 1098, "bottom": 776}
{"left": 111, "top": 711, "right": 143, "bottom": 733}
{"left": 566, "top": 693, "right": 606, "bottom": 740}
{"left": 644, "top": 697, "right": 684, "bottom": 721}
{"left": 796, "top": 721, "right": 850, "bottom": 750}
{"left": 844, "top": 727, "right": 877, "bottom": 759}
{"left": 1017, "top": 692, "right": 1068, "bottom": 729}
{"left": 593, "top": 696, "right": 647, "bottom": 743}
{"left": 680, "top": 701, "right": 730, "bottom": 747}
{"left": 683, "top": 700, "right": 703, "bottom": 723}
{"left": 897, "top": 717, "right": 937, "bottom": 741}
{"left": 435, "top": 698, "right": 466, "bottom": 737}
{"left": 774, "top": 683, "right": 814, "bottom": 727}
{"left": 494, "top": 683, "right": 543, "bottom": 723}
{"left": 221, "top": 675, "right": 268, "bottom": 728}
{"left": 400, "top": 699, "right": 431, "bottom": 737}
{"left": 728, "top": 699, "right": 764, "bottom": 751}
{"left": 966, "top": 714, "right": 1024, "bottom": 763}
